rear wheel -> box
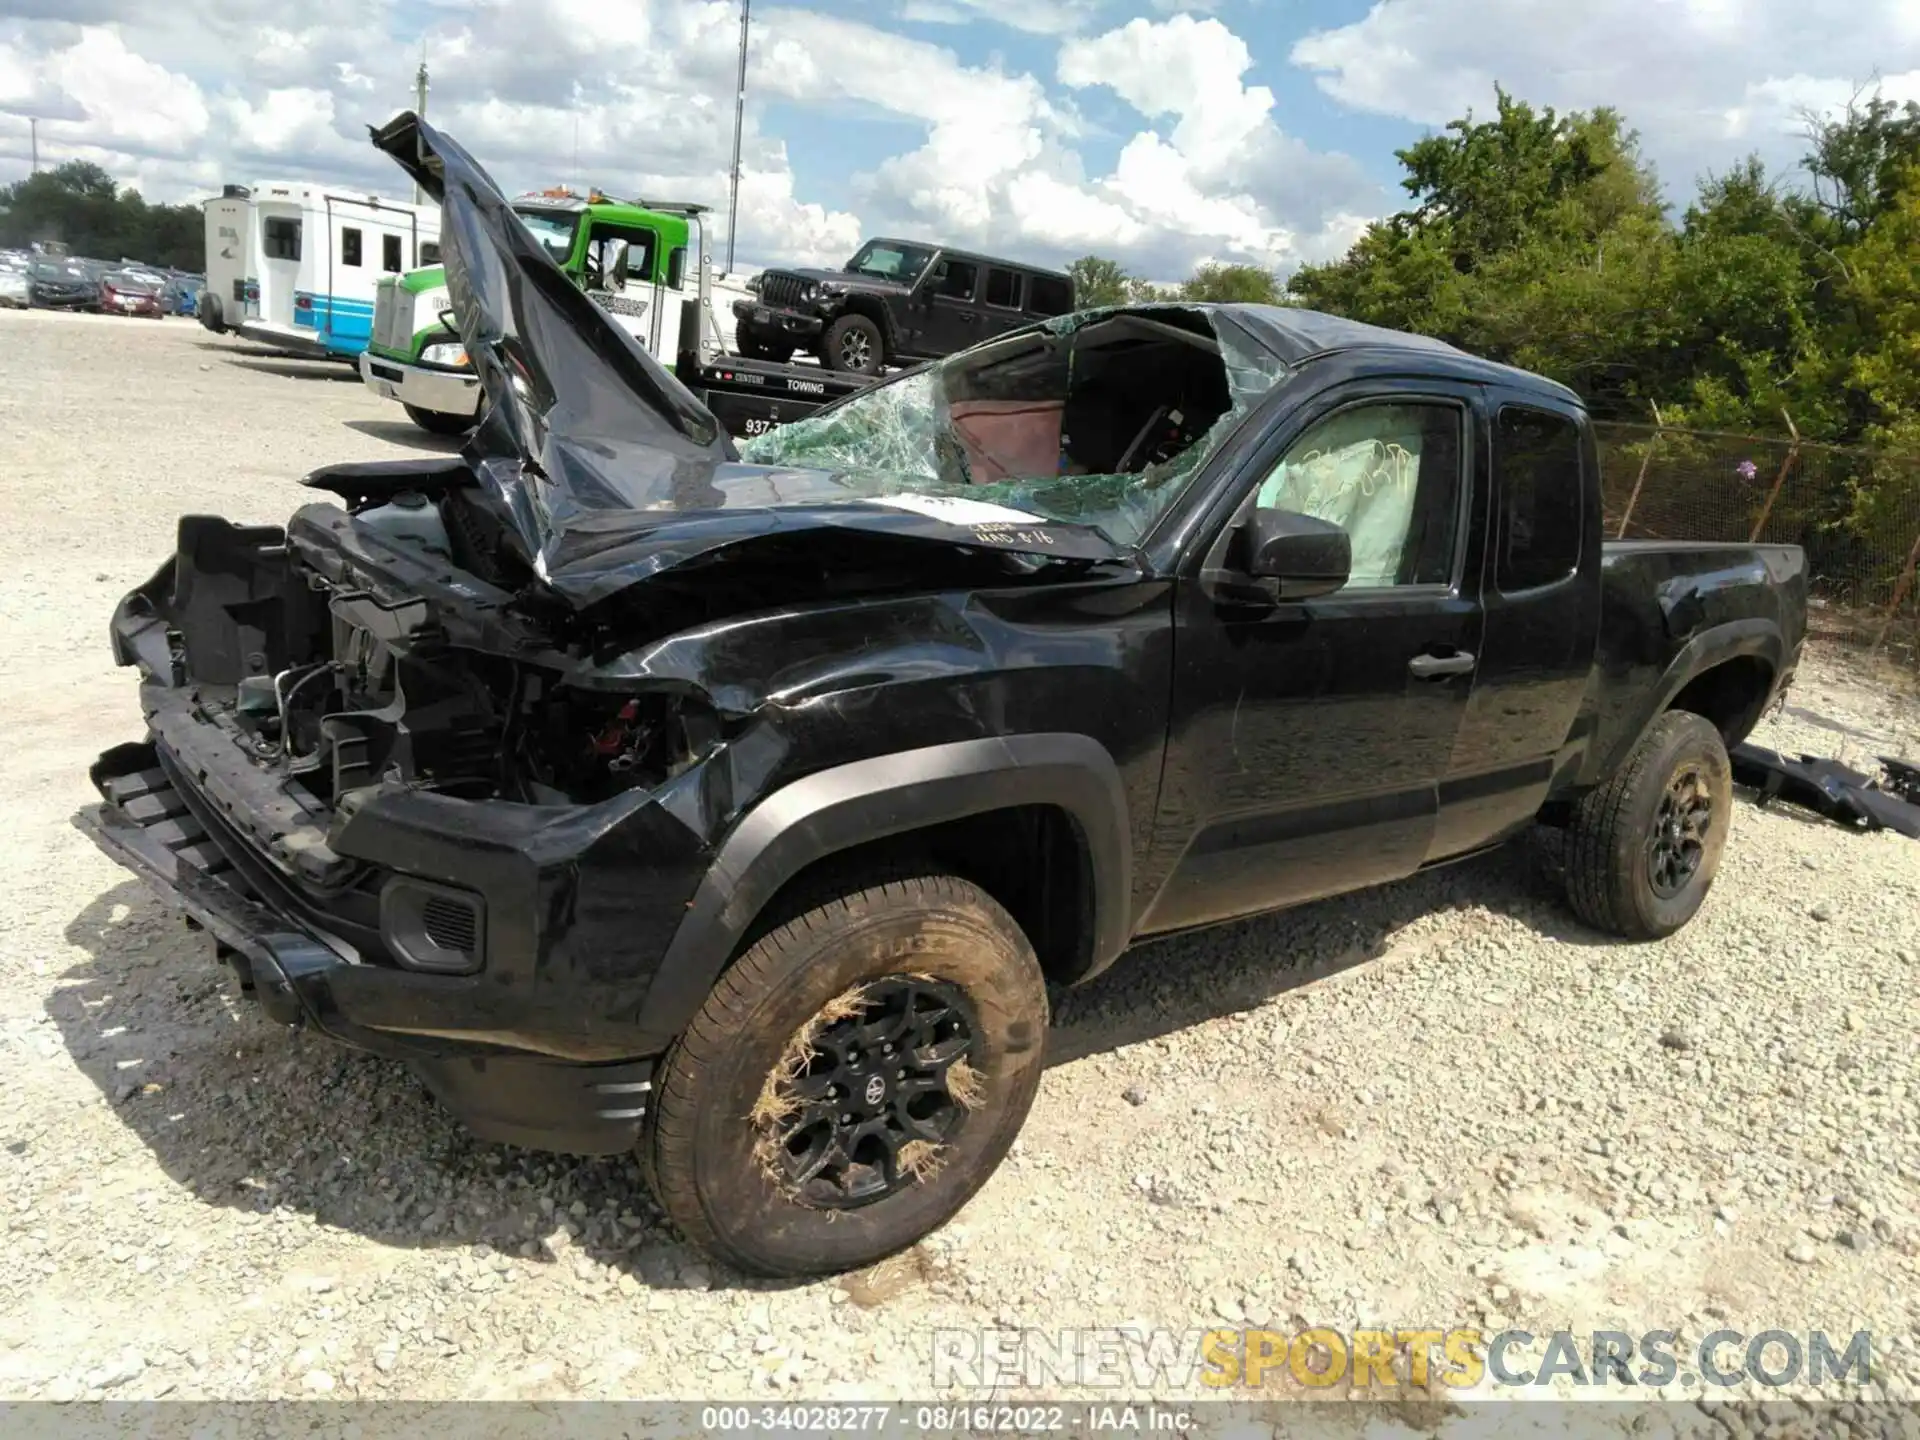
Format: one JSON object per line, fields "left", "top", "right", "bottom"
{"left": 1563, "top": 711, "right": 1732, "bottom": 940}
{"left": 823, "top": 314, "right": 884, "bottom": 376}
{"left": 403, "top": 403, "right": 472, "bottom": 436}
{"left": 643, "top": 872, "right": 1048, "bottom": 1277}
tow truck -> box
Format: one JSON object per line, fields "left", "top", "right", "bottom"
{"left": 359, "top": 187, "right": 871, "bottom": 438}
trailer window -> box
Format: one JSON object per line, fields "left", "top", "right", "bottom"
{"left": 420, "top": 242, "right": 441, "bottom": 264}
{"left": 341, "top": 228, "right": 363, "bottom": 267}
{"left": 382, "top": 234, "right": 403, "bottom": 272}
{"left": 1495, "top": 406, "right": 1584, "bottom": 591}
{"left": 263, "top": 217, "right": 301, "bottom": 261}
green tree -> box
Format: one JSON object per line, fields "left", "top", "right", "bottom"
{"left": 1066, "top": 255, "right": 1132, "bottom": 308}
{"left": 1179, "top": 262, "right": 1280, "bottom": 304}
{"left": 0, "top": 164, "right": 204, "bottom": 270}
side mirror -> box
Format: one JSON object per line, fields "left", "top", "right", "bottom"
{"left": 1243, "top": 509, "right": 1350, "bottom": 599}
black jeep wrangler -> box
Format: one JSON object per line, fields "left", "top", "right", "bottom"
{"left": 733, "top": 239, "right": 1074, "bottom": 376}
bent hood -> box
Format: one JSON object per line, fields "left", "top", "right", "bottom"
{"left": 368, "top": 112, "right": 1123, "bottom": 607}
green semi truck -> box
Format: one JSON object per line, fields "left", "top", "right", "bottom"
{"left": 360, "top": 187, "right": 865, "bottom": 437}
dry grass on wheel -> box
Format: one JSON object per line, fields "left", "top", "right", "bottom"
{"left": 750, "top": 983, "right": 876, "bottom": 1178}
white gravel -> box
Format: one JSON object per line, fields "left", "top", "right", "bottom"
{"left": 0, "top": 310, "right": 1915, "bottom": 1414}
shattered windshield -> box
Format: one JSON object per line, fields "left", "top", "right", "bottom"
{"left": 736, "top": 306, "right": 1288, "bottom": 546}
{"left": 845, "top": 241, "right": 934, "bottom": 284}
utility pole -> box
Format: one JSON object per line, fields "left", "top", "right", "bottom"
{"left": 726, "top": 0, "right": 750, "bottom": 276}
{"left": 29, "top": 117, "right": 38, "bottom": 174}
{"left": 413, "top": 55, "right": 429, "bottom": 204}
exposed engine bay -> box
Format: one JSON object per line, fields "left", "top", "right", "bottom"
{"left": 124, "top": 485, "right": 720, "bottom": 832}
{"left": 119, "top": 303, "right": 1285, "bottom": 828}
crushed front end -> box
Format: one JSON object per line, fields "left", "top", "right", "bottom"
{"left": 78, "top": 473, "right": 731, "bottom": 1155}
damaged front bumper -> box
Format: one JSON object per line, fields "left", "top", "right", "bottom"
{"left": 732, "top": 298, "right": 825, "bottom": 342}
{"left": 75, "top": 518, "right": 735, "bottom": 1157}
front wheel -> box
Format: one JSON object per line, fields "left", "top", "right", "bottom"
{"left": 403, "top": 403, "right": 472, "bottom": 436}
{"left": 1562, "top": 710, "right": 1733, "bottom": 940}
{"left": 823, "top": 314, "right": 884, "bottom": 376}
{"left": 643, "top": 872, "right": 1048, "bottom": 1277}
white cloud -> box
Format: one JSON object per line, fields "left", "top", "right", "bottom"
{"left": 891, "top": 0, "right": 1096, "bottom": 36}
{"left": 11, "top": 26, "right": 209, "bottom": 155}
{"left": 0, "top": 1, "right": 1379, "bottom": 281}
{"left": 1052, "top": 14, "right": 1381, "bottom": 272}
{"left": 1291, "top": 0, "right": 1920, "bottom": 194}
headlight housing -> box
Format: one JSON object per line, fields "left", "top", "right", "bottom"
{"left": 420, "top": 341, "right": 469, "bottom": 368}
{"left": 801, "top": 282, "right": 818, "bottom": 303}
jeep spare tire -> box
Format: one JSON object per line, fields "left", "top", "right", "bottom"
{"left": 824, "top": 313, "right": 883, "bottom": 375}
{"left": 643, "top": 873, "right": 1048, "bottom": 1277}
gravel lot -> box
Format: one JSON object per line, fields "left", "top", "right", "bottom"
{"left": 0, "top": 310, "right": 1915, "bottom": 1415}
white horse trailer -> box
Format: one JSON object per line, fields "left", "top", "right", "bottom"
{"left": 208, "top": 182, "right": 441, "bottom": 359}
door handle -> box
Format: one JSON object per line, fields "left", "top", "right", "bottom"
{"left": 1408, "top": 650, "right": 1476, "bottom": 679}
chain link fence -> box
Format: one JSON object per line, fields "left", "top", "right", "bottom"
{"left": 1595, "top": 420, "right": 1920, "bottom": 669}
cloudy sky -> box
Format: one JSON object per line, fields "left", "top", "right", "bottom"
{"left": 1, "top": 0, "right": 1913, "bottom": 278}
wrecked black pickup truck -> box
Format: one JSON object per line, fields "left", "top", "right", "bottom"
{"left": 79, "top": 113, "right": 1808, "bottom": 1279}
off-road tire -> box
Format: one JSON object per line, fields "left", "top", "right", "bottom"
{"left": 642, "top": 873, "right": 1048, "bottom": 1277}
{"left": 403, "top": 403, "right": 472, "bottom": 436}
{"left": 737, "top": 331, "right": 794, "bottom": 364}
{"left": 823, "top": 313, "right": 884, "bottom": 376}
{"left": 1563, "top": 710, "right": 1732, "bottom": 940}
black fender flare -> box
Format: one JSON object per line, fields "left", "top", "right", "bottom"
{"left": 833, "top": 294, "right": 898, "bottom": 357}
{"left": 635, "top": 734, "right": 1131, "bottom": 1045}
{"left": 1590, "top": 618, "right": 1786, "bottom": 783}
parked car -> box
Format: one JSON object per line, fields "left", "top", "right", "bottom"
{"left": 0, "top": 256, "right": 28, "bottom": 309}
{"left": 99, "top": 270, "right": 166, "bottom": 318}
{"left": 26, "top": 259, "right": 98, "bottom": 310}
{"left": 165, "top": 272, "right": 203, "bottom": 318}
{"left": 80, "top": 114, "right": 1808, "bottom": 1281}
{"left": 734, "top": 238, "right": 1074, "bottom": 375}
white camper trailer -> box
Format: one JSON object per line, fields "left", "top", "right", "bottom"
{"left": 203, "top": 182, "right": 441, "bottom": 358}
{"left": 198, "top": 186, "right": 253, "bottom": 335}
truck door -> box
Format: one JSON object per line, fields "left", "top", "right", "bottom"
{"left": 1431, "top": 400, "right": 1600, "bottom": 856}
{"left": 915, "top": 256, "right": 981, "bottom": 356}
{"left": 1143, "top": 381, "right": 1485, "bottom": 934}
{"left": 979, "top": 266, "right": 1028, "bottom": 341}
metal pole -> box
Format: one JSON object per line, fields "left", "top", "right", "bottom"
{"left": 1871, "top": 523, "right": 1920, "bottom": 658}
{"left": 29, "top": 117, "right": 38, "bottom": 174}
{"left": 413, "top": 58, "right": 429, "bottom": 205}
{"left": 726, "top": 0, "right": 750, "bottom": 276}
{"left": 1614, "top": 401, "right": 1665, "bottom": 539}
{"left": 1748, "top": 408, "right": 1801, "bottom": 544}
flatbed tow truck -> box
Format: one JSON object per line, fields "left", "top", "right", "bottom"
{"left": 360, "top": 188, "right": 871, "bottom": 439}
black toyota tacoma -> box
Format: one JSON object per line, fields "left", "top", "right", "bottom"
{"left": 80, "top": 115, "right": 1807, "bottom": 1278}
{"left": 734, "top": 239, "right": 1074, "bottom": 375}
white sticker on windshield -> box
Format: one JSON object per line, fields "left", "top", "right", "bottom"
{"left": 869, "top": 495, "right": 1048, "bottom": 526}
